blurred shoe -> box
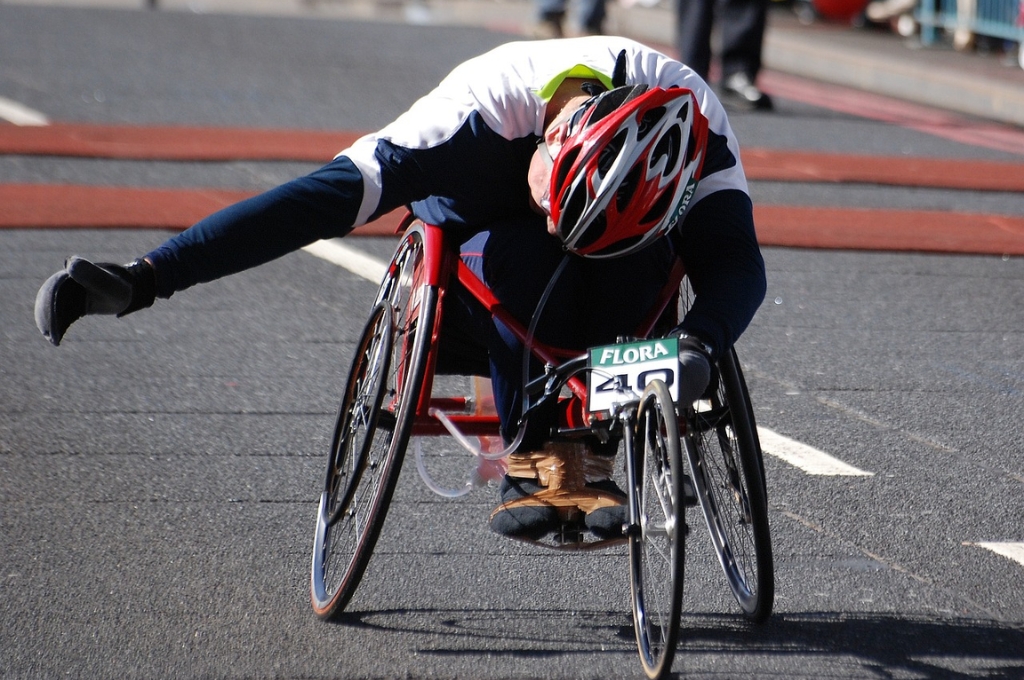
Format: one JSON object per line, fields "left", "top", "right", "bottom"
{"left": 865, "top": 0, "right": 915, "bottom": 22}
{"left": 953, "top": 27, "right": 975, "bottom": 51}
{"left": 721, "top": 73, "right": 773, "bottom": 112}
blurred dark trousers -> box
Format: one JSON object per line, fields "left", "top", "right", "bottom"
{"left": 675, "top": 0, "right": 770, "bottom": 82}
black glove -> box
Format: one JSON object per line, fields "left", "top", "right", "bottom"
{"left": 34, "top": 256, "right": 156, "bottom": 346}
{"left": 674, "top": 333, "right": 713, "bottom": 407}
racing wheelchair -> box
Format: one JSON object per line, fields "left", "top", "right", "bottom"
{"left": 309, "top": 215, "right": 773, "bottom": 679}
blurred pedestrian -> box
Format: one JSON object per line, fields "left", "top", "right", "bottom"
{"left": 531, "top": 0, "right": 607, "bottom": 38}
{"left": 676, "top": 0, "right": 774, "bottom": 110}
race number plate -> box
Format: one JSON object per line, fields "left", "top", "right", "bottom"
{"left": 587, "top": 337, "right": 679, "bottom": 413}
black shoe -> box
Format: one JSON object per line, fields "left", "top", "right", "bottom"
{"left": 489, "top": 476, "right": 560, "bottom": 540}
{"left": 587, "top": 477, "right": 699, "bottom": 538}
{"left": 721, "top": 73, "right": 774, "bottom": 112}
{"left": 583, "top": 479, "right": 628, "bottom": 539}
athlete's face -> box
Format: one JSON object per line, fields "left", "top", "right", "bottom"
{"left": 528, "top": 95, "right": 590, "bottom": 235}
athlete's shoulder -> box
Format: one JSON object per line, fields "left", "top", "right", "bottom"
{"left": 446, "top": 36, "right": 666, "bottom": 84}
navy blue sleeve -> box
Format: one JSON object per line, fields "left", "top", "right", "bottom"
{"left": 670, "top": 188, "right": 766, "bottom": 358}
{"left": 146, "top": 156, "right": 365, "bottom": 297}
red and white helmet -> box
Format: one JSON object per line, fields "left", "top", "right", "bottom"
{"left": 549, "top": 85, "right": 709, "bottom": 258}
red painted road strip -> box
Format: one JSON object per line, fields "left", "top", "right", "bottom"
{"left": 3, "top": 184, "right": 1023, "bottom": 254}
{"left": 2, "top": 123, "right": 1023, "bottom": 192}
{"left": 0, "top": 184, "right": 404, "bottom": 235}
{"left": 4, "top": 122, "right": 1023, "bottom": 254}
{"left": 742, "top": 149, "right": 1024, "bottom": 192}
{"left": 0, "top": 184, "right": 255, "bottom": 229}
{"left": 760, "top": 71, "right": 1024, "bottom": 157}
{"left": 755, "top": 205, "right": 1024, "bottom": 255}
{"left": 0, "top": 123, "right": 361, "bottom": 161}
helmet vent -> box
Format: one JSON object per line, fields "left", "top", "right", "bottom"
{"left": 637, "top": 106, "right": 665, "bottom": 141}
{"left": 559, "top": 183, "right": 588, "bottom": 236}
{"left": 554, "top": 146, "right": 580, "bottom": 197}
{"left": 575, "top": 211, "right": 607, "bottom": 250}
{"left": 616, "top": 163, "right": 642, "bottom": 212}
{"left": 685, "top": 124, "right": 698, "bottom": 164}
{"left": 652, "top": 125, "right": 681, "bottom": 176}
{"left": 598, "top": 130, "right": 627, "bottom": 176}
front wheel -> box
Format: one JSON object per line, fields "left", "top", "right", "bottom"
{"left": 629, "top": 379, "right": 685, "bottom": 680}
{"left": 684, "top": 347, "right": 774, "bottom": 622}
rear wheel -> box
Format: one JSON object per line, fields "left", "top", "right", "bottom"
{"left": 311, "top": 227, "right": 436, "bottom": 619}
{"left": 684, "top": 347, "right": 774, "bottom": 622}
{"left": 629, "top": 379, "right": 685, "bottom": 680}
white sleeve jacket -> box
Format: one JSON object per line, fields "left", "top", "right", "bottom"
{"left": 337, "top": 36, "right": 749, "bottom": 230}
{"left": 144, "top": 36, "right": 763, "bottom": 355}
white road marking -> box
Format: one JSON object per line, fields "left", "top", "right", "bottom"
{"left": 302, "top": 239, "right": 878, "bottom": 479}
{"left": 0, "top": 96, "right": 49, "bottom": 126}
{"left": 757, "top": 426, "right": 874, "bottom": 476}
{"left": 971, "top": 542, "right": 1024, "bottom": 567}
{"left": 302, "top": 237, "right": 387, "bottom": 283}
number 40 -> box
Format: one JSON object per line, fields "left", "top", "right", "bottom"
{"left": 595, "top": 368, "right": 675, "bottom": 393}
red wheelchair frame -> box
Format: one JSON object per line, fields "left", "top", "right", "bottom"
{"left": 405, "top": 213, "right": 687, "bottom": 439}
{"left": 310, "top": 213, "right": 772, "bottom": 680}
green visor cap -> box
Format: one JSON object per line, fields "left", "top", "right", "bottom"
{"left": 536, "top": 64, "right": 615, "bottom": 102}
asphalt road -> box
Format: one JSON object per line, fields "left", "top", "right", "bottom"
{"left": 2, "top": 5, "right": 1023, "bottom": 679}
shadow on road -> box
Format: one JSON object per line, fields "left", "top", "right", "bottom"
{"left": 683, "top": 611, "right": 1024, "bottom": 678}
{"left": 332, "top": 607, "right": 1024, "bottom": 677}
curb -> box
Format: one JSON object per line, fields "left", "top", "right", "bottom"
{"left": 761, "top": 23, "right": 1024, "bottom": 128}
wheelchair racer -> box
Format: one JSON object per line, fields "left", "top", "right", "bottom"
{"left": 35, "top": 36, "right": 766, "bottom": 542}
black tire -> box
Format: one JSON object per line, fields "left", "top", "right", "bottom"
{"left": 311, "top": 227, "right": 436, "bottom": 619}
{"left": 684, "top": 347, "right": 774, "bottom": 622}
{"left": 629, "top": 379, "right": 686, "bottom": 680}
